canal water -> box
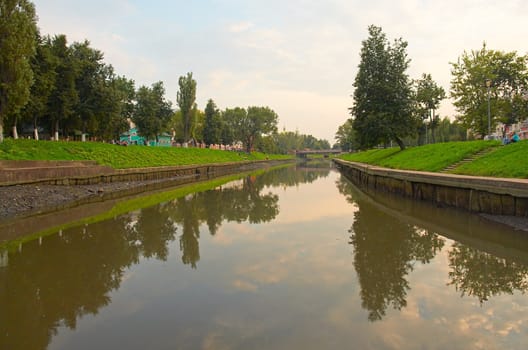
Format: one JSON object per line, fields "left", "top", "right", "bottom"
{"left": 2, "top": 161, "right": 528, "bottom": 350}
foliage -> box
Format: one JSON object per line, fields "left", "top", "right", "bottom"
{"left": 222, "top": 106, "right": 278, "bottom": 153}
{"left": 450, "top": 44, "right": 528, "bottom": 138}
{"left": 266, "top": 130, "right": 330, "bottom": 154}
{"left": 203, "top": 98, "right": 221, "bottom": 145}
{"left": 46, "top": 34, "right": 79, "bottom": 140}
{"left": 435, "top": 117, "right": 467, "bottom": 142}
{"left": 240, "top": 106, "right": 278, "bottom": 153}
{"left": 414, "top": 73, "right": 446, "bottom": 144}
{"left": 351, "top": 25, "right": 416, "bottom": 150}
{"left": 339, "top": 140, "right": 501, "bottom": 173}
{"left": 176, "top": 72, "right": 197, "bottom": 144}
{"left": 0, "top": 0, "right": 38, "bottom": 142}
{"left": 334, "top": 119, "right": 357, "bottom": 151}
{"left": 19, "top": 34, "right": 57, "bottom": 140}
{"left": 0, "top": 139, "right": 291, "bottom": 168}
{"left": 133, "top": 81, "right": 173, "bottom": 142}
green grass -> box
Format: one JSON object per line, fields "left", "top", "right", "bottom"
{"left": 0, "top": 139, "right": 292, "bottom": 168}
{"left": 453, "top": 140, "right": 528, "bottom": 178}
{"left": 339, "top": 141, "right": 501, "bottom": 172}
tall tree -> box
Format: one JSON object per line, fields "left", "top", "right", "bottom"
{"left": 20, "top": 34, "right": 57, "bottom": 140}
{"left": 415, "top": 73, "right": 446, "bottom": 144}
{"left": 105, "top": 75, "right": 135, "bottom": 141}
{"left": 0, "top": 0, "right": 38, "bottom": 142}
{"left": 176, "top": 72, "right": 196, "bottom": 147}
{"left": 71, "top": 40, "right": 107, "bottom": 139}
{"left": 450, "top": 44, "right": 528, "bottom": 138}
{"left": 351, "top": 25, "right": 416, "bottom": 150}
{"left": 133, "top": 81, "right": 172, "bottom": 142}
{"left": 46, "top": 34, "right": 79, "bottom": 140}
{"left": 203, "top": 98, "right": 221, "bottom": 145}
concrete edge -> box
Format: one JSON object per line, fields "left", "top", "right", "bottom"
{"left": 333, "top": 159, "right": 528, "bottom": 198}
{"left": 0, "top": 159, "right": 295, "bottom": 186}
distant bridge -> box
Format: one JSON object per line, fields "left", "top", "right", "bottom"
{"left": 295, "top": 149, "right": 342, "bottom": 158}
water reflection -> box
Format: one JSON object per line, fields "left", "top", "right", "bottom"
{"left": 448, "top": 243, "right": 528, "bottom": 304}
{"left": 337, "top": 176, "right": 445, "bottom": 321}
{"left": 4, "top": 163, "right": 528, "bottom": 349}
{"left": 0, "top": 163, "right": 331, "bottom": 350}
{"left": 337, "top": 174, "right": 528, "bottom": 320}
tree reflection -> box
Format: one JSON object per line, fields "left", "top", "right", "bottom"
{"left": 130, "top": 203, "right": 177, "bottom": 261}
{"left": 337, "top": 176, "right": 444, "bottom": 321}
{"left": 0, "top": 166, "right": 332, "bottom": 349}
{"left": 0, "top": 215, "right": 140, "bottom": 350}
{"left": 448, "top": 243, "right": 528, "bottom": 304}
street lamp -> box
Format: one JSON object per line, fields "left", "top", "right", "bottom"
{"left": 486, "top": 79, "right": 492, "bottom": 137}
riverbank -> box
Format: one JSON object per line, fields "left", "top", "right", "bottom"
{"left": 334, "top": 158, "right": 528, "bottom": 231}
{"left": 0, "top": 159, "right": 293, "bottom": 222}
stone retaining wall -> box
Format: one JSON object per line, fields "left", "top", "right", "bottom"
{"left": 333, "top": 158, "right": 528, "bottom": 217}
{"left": 0, "top": 159, "right": 289, "bottom": 186}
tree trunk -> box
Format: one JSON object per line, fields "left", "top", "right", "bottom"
{"left": 430, "top": 110, "right": 436, "bottom": 143}
{"left": 0, "top": 100, "right": 4, "bottom": 143}
{"left": 12, "top": 118, "right": 18, "bottom": 139}
{"left": 54, "top": 120, "right": 59, "bottom": 141}
{"left": 394, "top": 136, "right": 405, "bottom": 150}
{"left": 33, "top": 116, "right": 39, "bottom": 140}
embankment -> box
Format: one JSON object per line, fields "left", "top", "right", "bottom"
{"left": 334, "top": 158, "right": 528, "bottom": 218}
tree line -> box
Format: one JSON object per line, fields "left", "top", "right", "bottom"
{"left": 0, "top": 0, "right": 330, "bottom": 153}
{"left": 335, "top": 25, "right": 528, "bottom": 151}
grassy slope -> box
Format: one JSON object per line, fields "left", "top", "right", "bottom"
{"left": 339, "top": 141, "right": 500, "bottom": 172}
{"left": 0, "top": 139, "right": 291, "bottom": 168}
{"left": 338, "top": 140, "right": 528, "bottom": 178}
{"left": 453, "top": 140, "right": 528, "bottom": 178}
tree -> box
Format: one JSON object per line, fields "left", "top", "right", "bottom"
{"left": 222, "top": 107, "right": 247, "bottom": 147}
{"left": 0, "top": 0, "right": 38, "bottom": 142}
{"left": 350, "top": 25, "right": 416, "bottom": 150}
{"left": 176, "top": 72, "right": 196, "bottom": 146}
{"left": 71, "top": 40, "right": 109, "bottom": 139}
{"left": 203, "top": 98, "right": 221, "bottom": 145}
{"left": 46, "top": 34, "right": 79, "bottom": 140}
{"left": 104, "top": 75, "right": 135, "bottom": 141}
{"left": 20, "top": 34, "right": 57, "bottom": 140}
{"left": 335, "top": 119, "right": 356, "bottom": 151}
{"left": 133, "top": 81, "right": 172, "bottom": 142}
{"left": 415, "top": 73, "right": 446, "bottom": 144}
{"left": 229, "top": 106, "right": 278, "bottom": 153}
{"left": 450, "top": 44, "right": 528, "bottom": 138}
{"left": 436, "top": 117, "right": 467, "bottom": 142}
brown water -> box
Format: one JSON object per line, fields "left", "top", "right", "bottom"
{"left": 2, "top": 161, "right": 528, "bottom": 350}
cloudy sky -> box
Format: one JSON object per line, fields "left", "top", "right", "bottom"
{"left": 32, "top": 0, "right": 528, "bottom": 142}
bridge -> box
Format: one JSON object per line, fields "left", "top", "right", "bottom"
{"left": 295, "top": 149, "right": 342, "bottom": 158}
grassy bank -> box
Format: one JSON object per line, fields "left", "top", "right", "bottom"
{"left": 338, "top": 140, "right": 528, "bottom": 178}
{"left": 0, "top": 139, "right": 292, "bottom": 168}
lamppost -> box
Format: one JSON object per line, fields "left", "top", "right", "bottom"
{"left": 486, "top": 79, "right": 492, "bottom": 137}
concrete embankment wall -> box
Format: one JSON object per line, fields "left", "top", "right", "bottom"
{"left": 334, "top": 158, "right": 528, "bottom": 218}
{"left": 0, "top": 159, "right": 290, "bottom": 186}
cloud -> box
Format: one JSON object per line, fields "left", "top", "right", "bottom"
{"left": 32, "top": 0, "right": 528, "bottom": 141}
{"left": 228, "top": 21, "right": 254, "bottom": 33}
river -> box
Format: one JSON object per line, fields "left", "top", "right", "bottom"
{"left": 2, "top": 160, "right": 528, "bottom": 349}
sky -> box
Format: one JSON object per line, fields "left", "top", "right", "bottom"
{"left": 32, "top": 0, "right": 528, "bottom": 143}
